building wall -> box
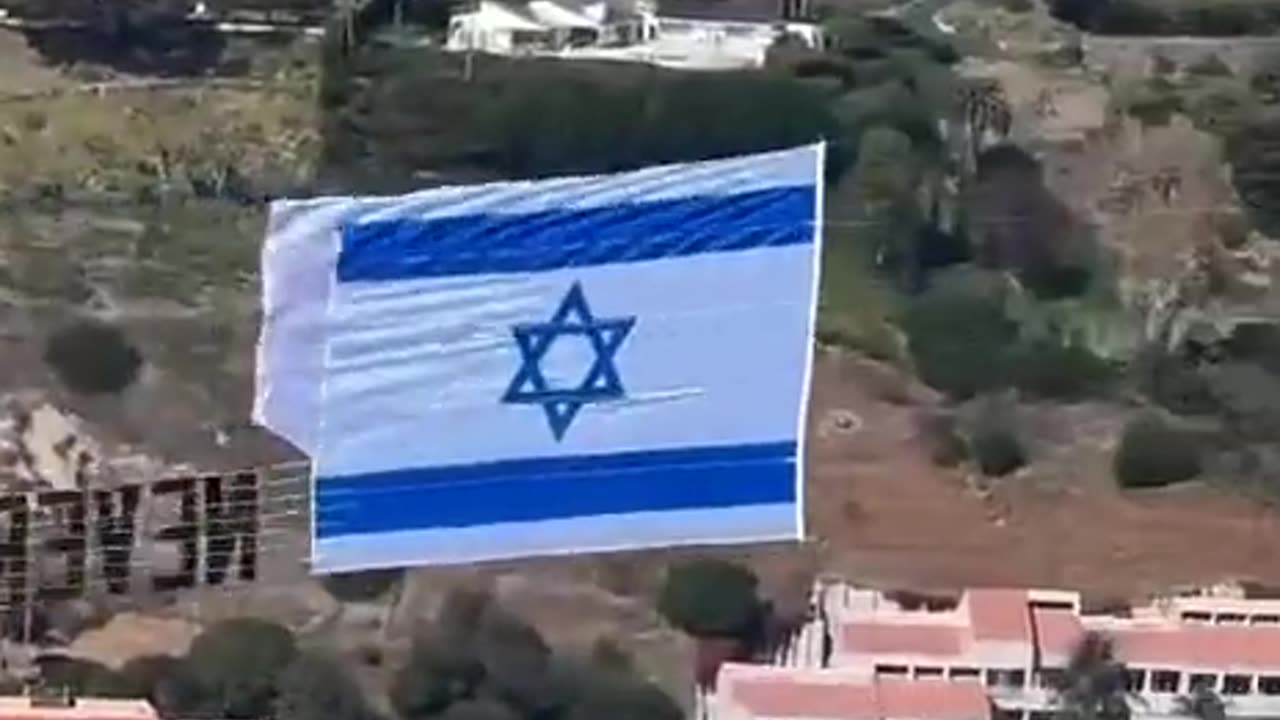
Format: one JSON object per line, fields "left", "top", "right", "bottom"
{"left": 707, "top": 581, "right": 1280, "bottom": 720}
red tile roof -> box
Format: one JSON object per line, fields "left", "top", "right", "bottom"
{"left": 877, "top": 677, "right": 992, "bottom": 720}
{"left": 967, "top": 590, "right": 1031, "bottom": 643}
{"left": 1032, "top": 607, "right": 1084, "bottom": 659}
{"left": 726, "top": 670, "right": 991, "bottom": 720}
{"left": 1114, "top": 625, "right": 1280, "bottom": 669}
{"left": 733, "top": 679, "right": 879, "bottom": 720}
{"left": 841, "top": 622, "right": 968, "bottom": 657}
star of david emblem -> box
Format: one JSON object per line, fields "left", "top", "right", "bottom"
{"left": 502, "top": 282, "right": 636, "bottom": 441}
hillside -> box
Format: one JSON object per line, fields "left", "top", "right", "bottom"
{"left": 0, "top": 1, "right": 1278, "bottom": 715}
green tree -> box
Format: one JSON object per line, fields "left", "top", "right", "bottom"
{"left": 967, "top": 420, "right": 1029, "bottom": 476}
{"left": 38, "top": 658, "right": 127, "bottom": 697}
{"left": 44, "top": 320, "right": 143, "bottom": 395}
{"left": 390, "top": 633, "right": 486, "bottom": 719}
{"left": 1206, "top": 362, "right": 1280, "bottom": 442}
{"left": 657, "top": 558, "right": 762, "bottom": 638}
{"left": 117, "top": 655, "right": 206, "bottom": 719}
{"left": 471, "top": 607, "right": 556, "bottom": 716}
{"left": 901, "top": 272, "right": 1018, "bottom": 400}
{"left": 275, "top": 651, "right": 379, "bottom": 720}
{"left": 565, "top": 669, "right": 684, "bottom": 720}
{"left": 185, "top": 618, "right": 298, "bottom": 720}
{"left": 1053, "top": 632, "right": 1131, "bottom": 720}
{"left": 1114, "top": 413, "right": 1202, "bottom": 489}
{"left": 1012, "top": 337, "right": 1112, "bottom": 400}
{"left": 853, "top": 126, "right": 924, "bottom": 288}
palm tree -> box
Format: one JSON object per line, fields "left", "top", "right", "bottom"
{"left": 1175, "top": 684, "right": 1228, "bottom": 720}
{"left": 1052, "top": 632, "right": 1132, "bottom": 720}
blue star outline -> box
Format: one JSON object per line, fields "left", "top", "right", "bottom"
{"left": 502, "top": 282, "right": 636, "bottom": 441}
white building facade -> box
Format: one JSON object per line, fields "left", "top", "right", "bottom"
{"left": 444, "top": 0, "right": 821, "bottom": 70}
{"left": 704, "top": 581, "right": 1280, "bottom": 720}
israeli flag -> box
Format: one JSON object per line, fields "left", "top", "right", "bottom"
{"left": 258, "top": 145, "right": 824, "bottom": 571}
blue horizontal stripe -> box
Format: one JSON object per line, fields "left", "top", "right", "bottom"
{"left": 337, "top": 185, "right": 815, "bottom": 282}
{"left": 314, "top": 441, "right": 797, "bottom": 537}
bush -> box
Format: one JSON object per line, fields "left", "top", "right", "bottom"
{"left": 902, "top": 276, "right": 1018, "bottom": 400}
{"left": 1013, "top": 338, "right": 1112, "bottom": 400}
{"left": 117, "top": 655, "right": 205, "bottom": 718}
{"left": 391, "top": 636, "right": 485, "bottom": 720}
{"left": 44, "top": 320, "right": 143, "bottom": 395}
{"left": 38, "top": 657, "right": 127, "bottom": 696}
{"left": 657, "top": 558, "right": 762, "bottom": 638}
{"left": 966, "top": 401, "right": 1027, "bottom": 477}
{"left": 275, "top": 651, "right": 379, "bottom": 720}
{"left": 185, "top": 618, "right": 298, "bottom": 719}
{"left": 918, "top": 412, "right": 969, "bottom": 467}
{"left": 564, "top": 670, "right": 684, "bottom": 720}
{"left": 1114, "top": 413, "right": 1202, "bottom": 488}
{"left": 321, "top": 568, "right": 404, "bottom": 603}
{"left": 1139, "top": 350, "right": 1219, "bottom": 416}
{"left": 1187, "top": 54, "right": 1233, "bottom": 78}
{"left": 971, "top": 424, "right": 1027, "bottom": 477}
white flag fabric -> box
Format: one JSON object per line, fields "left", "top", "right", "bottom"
{"left": 255, "top": 145, "right": 825, "bottom": 571}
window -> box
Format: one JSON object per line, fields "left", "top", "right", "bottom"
{"left": 1189, "top": 674, "right": 1218, "bottom": 692}
{"left": 1039, "top": 669, "right": 1065, "bottom": 689}
{"left": 1259, "top": 675, "right": 1280, "bottom": 695}
{"left": 1124, "top": 669, "right": 1146, "bottom": 693}
{"left": 950, "top": 667, "right": 981, "bottom": 680}
{"left": 1252, "top": 614, "right": 1280, "bottom": 625}
{"left": 1151, "top": 670, "right": 1181, "bottom": 693}
{"left": 1181, "top": 611, "right": 1211, "bottom": 622}
{"left": 1215, "top": 613, "right": 1246, "bottom": 625}
{"left": 986, "top": 668, "right": 1025, "bottom": 688}
{"left": 876, "top": 664, "right": 909, "bottom": 676}
{"left": 1007, "top": 670, "right": 1027, "bottom": 688}
{"left": 915, "top": 666, "right": 944, "bottom": 678}
{"left": 1223, "top": 674, "right": 1252, "bottom": 695}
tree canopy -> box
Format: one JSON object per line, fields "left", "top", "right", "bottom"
{"left": 44, "top": 319, "right": 143, "bottom": 396}
{"left": 1054, "top": 632, "right": 1131, "bottom": 720}
{"left": 657, "top": 558, "right": 762, "bottom": 639}
{"left": 275, "top": 651, "right": 381, "bottom": 720}
{"left": 185, "top": 618, "right": 299, "bottom": 719}
{"left": 392, "top": 590, "right": 683, "bottom": 720}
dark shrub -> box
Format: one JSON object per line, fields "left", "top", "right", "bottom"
{"left": 918, "top": 412, "right": 969, "bottom": 467}
{"left": 657, "top": 558, "right": 761, "bottom": 638}
{"left": 1187, "top": 53, "right": 1233, "bottom": 78}
{"left": 1114, "top": 413, "right": 1202, "bottom": 488}
{"left": 972, "top": 427, "right": 1026, "bottom": 477}
{"left": 1139, "top": 351, "right": 1219, "bottom": 416}
{"left": 44, "top": 319, "right": 143, "bottom": 395}
{"left": 902, "top": 278, "right": 1017, "bottom": 400}
{"left": 321, "top": 568, "right": 404, "bottom": 602}
{"left": 1013, "top": 338, "right": 1112, "bottom": 400}
{"left": 186, "top": 618, "right": 298, "bottom": 720}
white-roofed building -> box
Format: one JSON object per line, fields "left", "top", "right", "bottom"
{"left": 444, "top": 0, "right": 821, "bottom": 69}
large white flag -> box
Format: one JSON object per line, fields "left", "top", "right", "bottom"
{"left": 254, "top": 145, "right": 825, "bottom": 571}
